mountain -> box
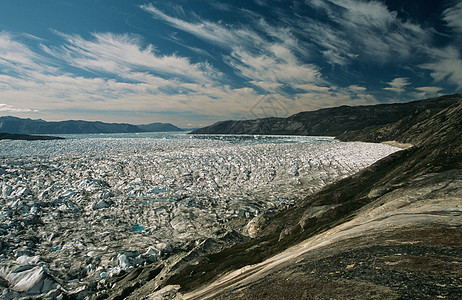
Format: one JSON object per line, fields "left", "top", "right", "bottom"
{"left": 0, "top": 116, "right": 183, "bottom": 134}
{"left": 191, "top": 94, "right": 460, "bottom": 136}
{"left": 96, "top": 94, "right": 462, "bottom": 299}
{"left": 337, "top": 94, "right": 462, "bottom": 147}
{"left": 137, "top": 122, "right": 184, "bottom": 132}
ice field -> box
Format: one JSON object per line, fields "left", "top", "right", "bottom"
{"left": 0, "top": 133, "right": 400, "bottom": 298}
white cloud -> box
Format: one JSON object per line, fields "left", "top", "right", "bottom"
{"left": 420, "top": 47, "right": 462, "bottom": 88}
{"left": 330, "top": 0, "right": 397, "bottom": 30}
{"left": 141, "top": 4, "right": 254, "bottom": 47}
{"left": 348, "top": 85, "right": 367, "bottom": 92}
{"left": 45, "top": 32, "right": 219, "bottom": 84}
{"left": 293, "top": 84, "right": 331, "bottom": 93}
{"left": 141, "top": 4, "right": 321, "bottom": 93}
{"left": 0, "top": 31, "right": 268, "bottom": 125}
{"left": 227, "top": 49, "right": 323, "bottom": 90}
{"left": 0, "top": 31, "right": 58, "bottom": 75}
{"left": 443, "top": 1, "right": 462, "bottom": 33}
{"left": 416, "top": 86, "right": 443, "bottom": 94}
{"left": 250, "top": 81, "right": 284, "bottom": 92}
{"left": 307, "top": 0, "right": 397, "bottom": 31}
{"left": 305, "top": 0, "right": 430, "bottom": 65}
{"left": 411, "top": 86, "right": 444, "bottom": 99}
{"left": 384, "top": 77, "right": 410, "bottom": 93}
{"left": 0, "top": 103, "right": 37, "bottom": 113}
{"left": 297, "top": 22, "right": 353, "bottom": 65}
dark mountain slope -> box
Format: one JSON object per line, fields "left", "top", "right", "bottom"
{"left": 338, "top": 93, "right": 462, "bottom": 146}
{"left": 191, "top": 94, "right": 460, "bottom": 136}
{"left": 137, "top": 122, "right": 184, "bottom": 132}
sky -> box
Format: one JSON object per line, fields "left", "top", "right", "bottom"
{"left": 0, "top": 0, "right": 461, "bottom": 127}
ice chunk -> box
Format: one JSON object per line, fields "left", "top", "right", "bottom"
{"left": 2, "top": 185, "right": 13, "bottom": 197}
{"left": 0, "top": 264, "right": 59, "bottom": 295}
{"left": 92, "top": 200, "right": 111, "bottom": 210}
{"left": 61, "top": 190, "right": 76, "bottom": 198}
{"left": 15, "top": 255, "right": 40, "bottom": 265}
{"left": 14, "top": 187, "right": 31, "bottom": 197}
{"left": 150, "top": 187, "right": 170, "bottom": 194}
{"left": 131, "top": 224, "right": 145, "bottom": 233}
{"left": 117, "top": 254, "right": 130, "bottom": 269}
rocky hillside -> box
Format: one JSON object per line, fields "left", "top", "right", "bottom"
{"left": 338, "top": 98, "right": 462, "bottom": 148}
{"left": 0, "top": 116, "right": 183, "bottom": 134}
{"left": 191, "top": 94, "right": 460, "bottom": 136}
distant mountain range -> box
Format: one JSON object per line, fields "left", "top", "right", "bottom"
{"left": 191, "top": 94, "right": 460, "bottom": 137}
{"left": 0, "top": 116, "right": 183, "bottom": 134}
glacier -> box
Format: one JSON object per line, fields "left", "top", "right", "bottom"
{"left": 0, "top": 133, "right": 399, "bottom": 298}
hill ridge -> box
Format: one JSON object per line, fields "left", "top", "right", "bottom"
{"left": 0, "top": 116, "right": 183, "bottom": 134}
{"left": 191, "top": 93, "right": 461, "bottom": 137}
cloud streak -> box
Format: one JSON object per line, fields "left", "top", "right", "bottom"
{"left": 0, "top": 103, "right": 37, "bottom": 113}
{"left": 420, "top": 46, "right": 462, "bottom": 89}
{"left": 45, "top": 31, "right": 219, "bottom": 84}
{"left": 384, "top": 77, "right": 410, "bottom": 93}
{"left": 304, "top": 0, "right": 431, "bottom": 65}
{"left": 443, "top": 1, "right": 462, "bottom": 33}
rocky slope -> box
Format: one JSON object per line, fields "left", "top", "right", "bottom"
{"left": 130, "top": 94, "right": 461, "bottom": 299}
{"left": 191, "top": 94, "right": 460, "bottom": 136}
{"left": 0, "top": 116, "right": 183, "bottom": 134}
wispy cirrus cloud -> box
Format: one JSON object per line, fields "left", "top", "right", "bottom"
{"left": 0, "top": 31, "right": 58, "bottom": 76}
{"left": 141, "top": 4, "right": 252, "bottom": 47}
{"left": 420, "top": 46, "right": 462, "bottom": 89}
{"left": 1, "top": 2, "right": 460, "bottom": 126}
{"left": 226, "top": 49, "right": 323, "bottom": 87}
{"left": 141, "top": 4, "right": 323, "bottom": 93}
{"left": 412, "top": 86, "right": 444, "bottom": 99}
{"left": 294, "top": 84, "right": 377, "bottom": 112}
{"left": 304, "top": 0, "right": 430, "bottom": 65}
{"left": 44, "top": 31, "right": 219, "bottom": 84}
{"left": 443, "top": 0, "right": 462, "bottom": 33}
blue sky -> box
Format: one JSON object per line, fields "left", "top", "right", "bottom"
{"left": 0, "top": 0, "right": 461, "bottom": 127}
